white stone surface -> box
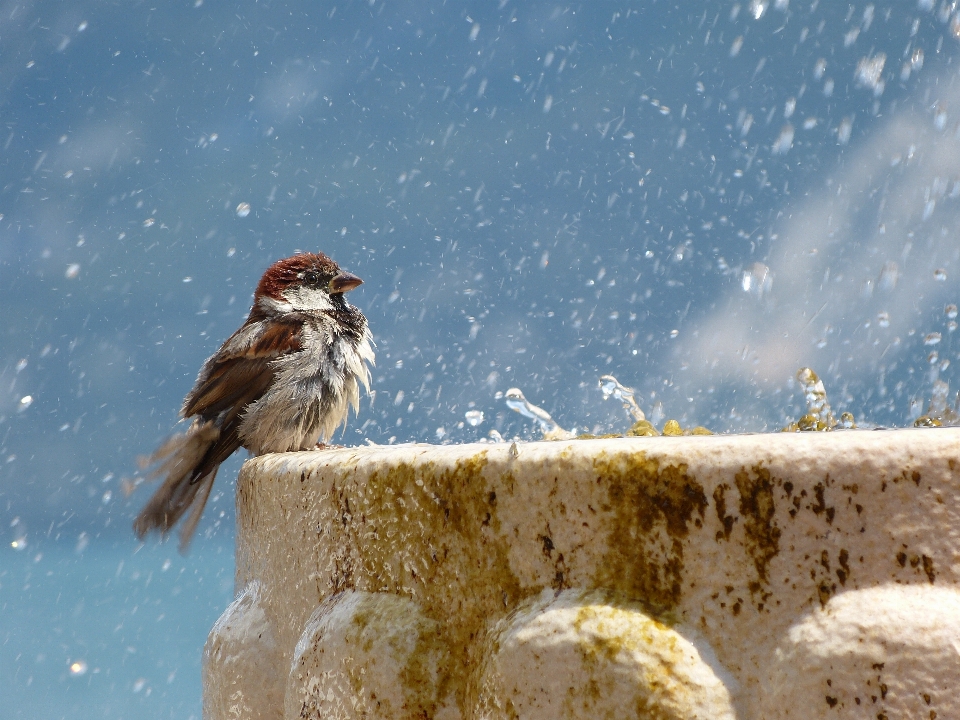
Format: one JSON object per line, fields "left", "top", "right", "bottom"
{"left": 204, "top": 581, "right": 284, "bottom": 720}
{"left": 285, "top": 590, "right": 457, "bottom": 720}
{"left": 760, "top": 585, "right": 960, "bottom": 718}
{"left": 204, "top": 428, "right": 960, "bottom": 719}
{"left": 477, "top": 588, "right": 736, "bottom": 719}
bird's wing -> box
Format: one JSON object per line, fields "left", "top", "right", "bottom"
{"left": 182, "top": 317, "right": 303, "bottom": 418}
{"left": 178, "top": 316, "right": 304, "bottom": 481}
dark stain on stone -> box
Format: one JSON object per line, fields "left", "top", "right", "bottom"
{"left": 923, "top": 555, "right": 936, "bottom": 583}
{"left": 810, "top": 480, "right": 836, "bottom": 524}
{"left": 593, "top": 450, "right": 708, "bottom": 609}
{"left": 818, "top": 579, "right": 835, "bottom": 607}
{"left": 912, "top": 470, "right": 921, "bottom": 486}
{"left": 735, "top": 464, "right": 782, "bottom": 591}
{"left": 357, "top": 453, "right": 528, "bottom": 715}
{"left": 837, "top": 549, "right": 850, "bottom": 586}
{"left": 713, "top": 483, "right": 735, "bottom": 541}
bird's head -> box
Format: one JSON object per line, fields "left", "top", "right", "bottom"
{"left": 254, "top": 252, "right": 363, "bottom": 313}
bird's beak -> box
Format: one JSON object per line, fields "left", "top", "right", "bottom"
{"left": 329, "top": 271, "right": 363, "bottom": 294}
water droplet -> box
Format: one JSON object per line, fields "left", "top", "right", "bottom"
{"left": 669, "top": 329, "right": 680, "bottom": 338}
{"left": 928, "top": 351, "right": 939, "bottom": 364}
{"left": 854, "top": 54, "right": 886, "bottom": 93}
{"left": 132, "top": 678, "right": 147, "bottom": 693}
{"left": 945, "top": 304, "right": 957, "bottom": 319}
{"left": 465, "top": 410, "right": 484, "bottom": 427}
{"left": 949, "top": 320, "right": 959, "bottom": 333}
{"left": 69, "top": 660, "right": 88, "bottom": 677}
{"left": 235, "top": 202, "right": 251, "bottom": 218}
{"left": 934, "top": 104, "right": 948, "bottom": 131}
{"left": 772, "top": 124, "right": 795, "bottom": 154}
{"left": 837, "top": 116, "right": 853, "bottom": 144}
{"left": 18, "top": 395, "right": 33, "bottom": 411}
{"left": 142, "top": 217, "right": 155, "bottom": 228}
{"left": 934, "top": 268, "right": 948, "bottom": 281}
{"left": 878, "top": 261, "right": 899, "bottom": 291}
{"left": 750, "top": 0, "right": 767, "bottom": 19}
{"left": 877, "top": 311, "right": 891, "bottom": 328}
{"left": 730, "top": 36, "right": 744, "bottom": 57}
{"left": 911, "top": 48, "right": 925, "bottom": 72}
{"left": 741, "top": 262, "right": 773, "bottom": 299}
{"left": 15, "top": 358, "right": 27, "bottom": 373}
{"left": 924, "top": 332, "right": 942, "bottom": 345}
{"left": 65, "top": 263, "right": 80, "bottom": 279}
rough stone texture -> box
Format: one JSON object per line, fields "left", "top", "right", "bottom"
{"left": 476, "top": 588, "right": 737, "bottom": 719}
{"left": 204, "top": 429, "right": 960, "bottom": 719}
{"left": 203, "top": 581, "right": 284, "bottom": 719}
{"left": 759, "top": 585, "right": 960, "bottom": 718}
{"left": 284, "top": 590, "right": 457, "bottom": 720}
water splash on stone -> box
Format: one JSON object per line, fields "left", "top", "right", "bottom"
{"left": 599, "top": 375, "right": 645, "bottom": 421}
{"left": 504, "top": 388, "right": 574, "bottom": 440}
{"left": 783, "top": 367, "right": 855, "bottom": 431}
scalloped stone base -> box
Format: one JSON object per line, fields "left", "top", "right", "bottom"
{"left": 203, "top": 429, "right": 960, "bottom": 719}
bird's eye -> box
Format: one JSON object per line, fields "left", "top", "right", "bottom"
{"left": 303, "top": 271, "right": 320, "bottom": 285}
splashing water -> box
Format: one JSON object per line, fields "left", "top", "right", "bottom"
{"left": 464, "top": 410, "right": 484, "bottom": 427}
{"left": 504, "top": 388, "right": 574, "bottom": 439}
{"left": 797, "top": 367, "right": 835, "bottom": 428}
{"left": 783, "top": 368, "right": 866, "bottom": 431}
{"left": 914, "top": 379, "right": 960, "bottom": 427}
{"left": 599, "top": 374, "right": 645, "bottom": 421}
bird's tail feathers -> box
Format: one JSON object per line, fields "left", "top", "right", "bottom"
{"left": 132, "top": 420, "right": 220, "bottom": 551}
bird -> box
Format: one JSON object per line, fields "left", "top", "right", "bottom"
{"left": 133, "top": 251, "right": 375, "bottom": 551}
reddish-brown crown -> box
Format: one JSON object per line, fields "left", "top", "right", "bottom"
{"left": 254, "top": 252, "right": 342, "bottom": 301}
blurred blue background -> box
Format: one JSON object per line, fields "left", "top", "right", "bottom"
{"left": 4, "top": 1, "right": 960, "bottom": 716}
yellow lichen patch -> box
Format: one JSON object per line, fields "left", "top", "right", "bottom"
{"left": 579, "top": 420, "right": 713, "bottom": 439}
{"left": 662, "top": 420, "right": 684, "bottom": 437}
{"left": 592, "top": 451, "right": 708, "bottom": 609}
{"left": 331, "top": 451, "right": 528, "bottom": 716}
{"left": 626, "top": 419, "right": 660, "bottom": 437}
{"left": 735, "top": 465, "right": 782, "bottom": 602}
{"left": 476, "top": 589, "right": 736, "bottom": 720}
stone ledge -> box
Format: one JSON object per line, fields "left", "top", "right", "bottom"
{"left": 203, "top": 429, "right": 960, "bottom": 719}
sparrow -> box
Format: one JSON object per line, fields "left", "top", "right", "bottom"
{"left": 133, "top": 251, "right": 375, "bottom": 550}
